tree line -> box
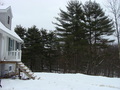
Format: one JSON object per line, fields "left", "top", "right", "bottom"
{"left": 15, "top": 0, "right": 120, "bottom": 77}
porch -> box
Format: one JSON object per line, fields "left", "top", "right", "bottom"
{"left": 6, "top": 50, "right": 22, "bottom": 61}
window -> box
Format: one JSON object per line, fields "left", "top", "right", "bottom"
{"left": 9, "top": 66, "right": 12, "bottom": 71}
{"left": 16, "top": 41, "right": 20, "bottom": 50}
{"left": 8, "top": 16, "right": 10, "bottom": 24}
{"left": 8, "top": 38, "right": 14, "bottom": 51}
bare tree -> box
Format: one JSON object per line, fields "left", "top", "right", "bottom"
{"left": 107, "top": 0, "right": 120, "bottom": 59}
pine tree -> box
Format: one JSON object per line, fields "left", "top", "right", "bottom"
{"left": 15, "top": 25, "right": 26, "bottom": 41}
{"left": 83, "top": 1, "right": 115, "bottom": 74}
{"left": 54, "top": 0, "right": 86, "bottom": 49}
{"left": 44, "top": 31, "right": 58, "bottom": 72}
{"left": 83, "top": 1, "right": 114, "bottom": 47}
{"left": 40, "top": 29, "right": 58, "bottom": 72}
{"left": 25, "top": 25, "right": 42, "bottom": 71}
{"left": 54, "top": 0, "right": 87, "bottom": 73}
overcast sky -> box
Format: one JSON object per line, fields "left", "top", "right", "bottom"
{"left": 1, "top": 0, "right": 108, "bottom": 30}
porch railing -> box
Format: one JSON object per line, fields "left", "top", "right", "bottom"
{"left": 6, "top": 50, "right": 22, "bottom": 61}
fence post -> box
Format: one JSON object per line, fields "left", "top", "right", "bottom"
{"left": 20, "top": 50, "right": 21, "bottom": 60}
{"left": 16, "top": 49, "right": 18, "bottom": 60}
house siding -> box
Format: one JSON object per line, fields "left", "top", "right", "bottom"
{"left": 0, "top": 6, "right": 23, "bottom": 78}
{"left": 0, "top": 13, "right": 6, "bottom": 28}
{"left": 4, "top": 36, "right": 8, "bottom": 60}
{"left": 0, "top": 64, "right": 5, "bottom": 77}
{"left": 0, "top": 63, "right": 15, "bottom": 77}
{"left": 5, "top": 64, "right": 15, "bottom": 74}
{"left": 0, "top": 9, "right": 12, "bottom": 30}
{"left": 0, "top": 33, "right": 2, "bottom": 60}
{"left": 0, "top": 33, "right": 5, "bottom": 61}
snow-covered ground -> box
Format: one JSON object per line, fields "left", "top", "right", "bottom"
{"left": 1, "top": 73, "right": 120, "bottom": 90}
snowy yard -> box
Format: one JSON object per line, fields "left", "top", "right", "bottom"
{"left": 1, "top": 73, "right": 120, "bottom": 90}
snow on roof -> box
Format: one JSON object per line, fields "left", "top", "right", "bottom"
{"left": 0, "top": 22, "right": 23, "bottom": 43}
{"left": 0, "top": 4, "right": 10, "bottom": 9}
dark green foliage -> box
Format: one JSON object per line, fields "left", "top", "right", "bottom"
{"left": 54, "top": 0, "right": 87, "bottom": 50}
{"left": 83, "top": 1, "right": 115, "bottom": 74}
{"left": 83, "top": 1, "right": 114, "bottom": 46}
{"left": 53, "top": 1, "right": 88, "bottom": 73}
{"left": 42, "top": 30, "right": 58, "bottom": 72}
{"left": 15, "top": 0, "right": 120, "bottom": 77}
{"left": 54, "top": 0, "right": 116, "bottom": 75}
{"left": 24, "top": 26, "right": 42, "bottom": 71}
{"left": 15, "top": 25, "right": 26, "bottom": 41}
{"left": 15, "top": 25, "right": 58, "bottom": 72}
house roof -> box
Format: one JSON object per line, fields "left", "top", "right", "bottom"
{"left": 0, "top": 22, "right": 23, "bottom": 43}
{"left": 0, "top": 6, "right": 13, "bottom": 18}
{"left": 0, "top": 5, "right": 9, "bottom": 9}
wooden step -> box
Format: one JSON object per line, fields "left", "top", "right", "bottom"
{"left": 21, "top": 66, "right": 28, "bottom": 70}
{"left": 17, "top": 62, "right": 37, "bottom": 80}
{"left": 26, "top": 70, "right": 30, "bottom": 73}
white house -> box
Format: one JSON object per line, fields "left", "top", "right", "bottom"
{"left": 0, "top": 6, "right": 37, "bottom": 79}
{"left": 0, "top": 6, "right": 23, "bottom": 77}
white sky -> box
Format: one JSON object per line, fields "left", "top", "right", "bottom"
{"left": 1, "top": 0, "right": 108, "bottom": 30}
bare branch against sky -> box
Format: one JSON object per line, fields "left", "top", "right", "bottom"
{"left": 107, "top": 0, "right": 120, "bottom": 58}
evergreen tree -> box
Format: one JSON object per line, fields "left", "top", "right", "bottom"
{"left": 25, "top": 25, "right": 42, "bottom": 71}
{"left": 54, "top": 1, "right": 86, "bottom": 50}
{"left": 54, "top": 0, "right": 87, "bottom": 72}
{"left": 54, "top": 0, "right": 115, "bottom": 73}
{"left": 84, "top": 1, "right": 114, "bottom": 47}
{"left": 40, "top": 29, "right": 58, "bottom": 72}
{"left": 45, "top": 31, "right": 58, "bottom": 72}
{"left": 83, "top": 1, "right": 115, "bottom": 74}
{"left": 15, "top": 25, "right": 26, "bottom": 41}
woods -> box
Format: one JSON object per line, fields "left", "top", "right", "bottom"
{"left": 15, "top": 0, "right": 120, "bottom": 77}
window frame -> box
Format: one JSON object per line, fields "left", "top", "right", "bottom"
{"left": 9, "top": 65, "right": 12, "bottom": 72}
{"left": 8, "top": 16, "right": 10, "bottom": 24}
{"left": 8, "top": 38, "right": 14, "bottom": 51}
